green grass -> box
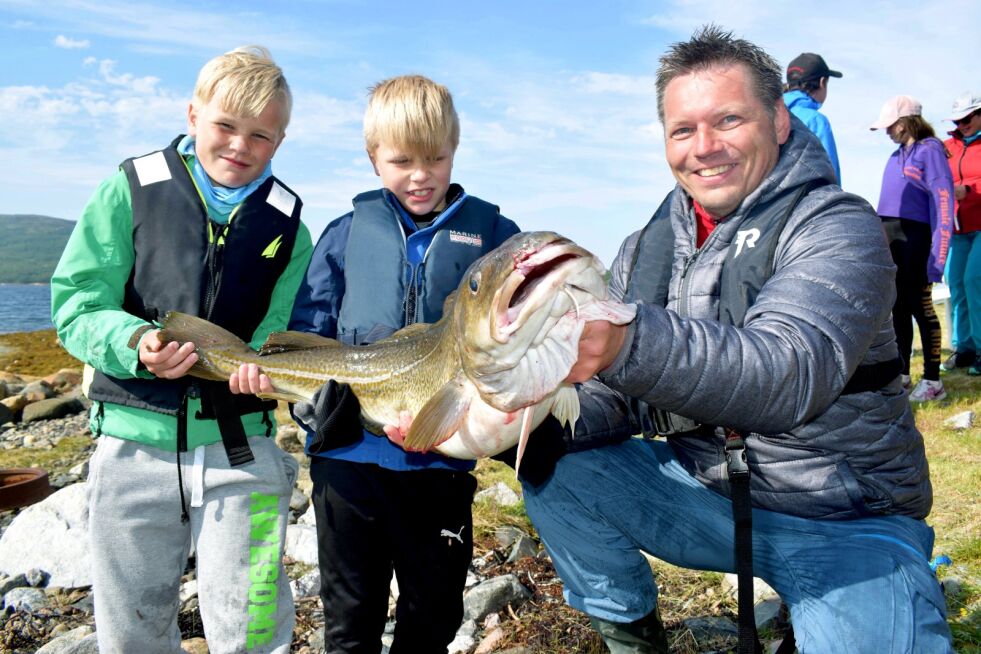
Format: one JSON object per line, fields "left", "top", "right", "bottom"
{"left": 908, "top": 349, "right": 981, "bottom": 653}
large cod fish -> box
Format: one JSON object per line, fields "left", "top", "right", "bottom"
{"left": 161, "top": 231, "right": 636, "bottom": 464}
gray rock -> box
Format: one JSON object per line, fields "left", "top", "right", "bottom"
{"left": 275, "top": 424, "right": 304, "bottom": 453}
{"left": 21, "top": 397, "right": 86, "bottom": 423}
{"left": 298, "top": 502, "right": 316, "bottom": 526}
{"left": 69, "top": 459, "right": 89, "bottom": 478}
{"left": 448, "top": 618, "right": 478, "bottom": 654}
{"left": 682, "top": 616, "right": 738, "bottom": 642}
{"left": 463, "top": 574, "right": 531, "bottom": 622}
{"left": 941, "top": 576, "right": 963, "bottom": 599}
{"left": 475, "top": 482, "right": 521, "bottom": 507}
{"left": 70, "top": 592, "right": 94, "bottom": 615}
{"left": 35, "top": 625, "right": 95, "bottom": 654}
{"left": 285, "top": 522, "right": 319, "bottom": 565}
{"left": 306, "top": 626, "right": 325, "bottom": 653}
{"left": 506, "top": 535, "right": 538, "bottom": 562}
{"left": 26, "top": 568, "right": 49, "bottom": 587}
{"left": 20, "top": 380, "right": 55, "bottom": 399}
{"left": 0, "top": 482, "right": 91, "bottom": 588}
{"left": 179, "top": 578, "right": 198, "bottom": 604}
{"left": 66, "top": 632, "right": 100, "bottom": 654}
{"left": 0, "top": 573, "right": 28, "bottom": 596}
{"left": 721, "top": 574, "right": 778, "bottom": 603}
{"left": 3, "top": 586, "right": 48, "bottom": 612}
{"left": 290, "top": 487, "right": 310, "bottom": 514}
{"left": 944, "top": 411, "right": 975, "bottom": 431}
{"left": 494, "top": 525, "right": 526, "bottom": 549}
{"left": 290, "top": 569, "right": 321, "bottom": 599}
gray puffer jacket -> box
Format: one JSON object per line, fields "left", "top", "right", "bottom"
{"left": 600, "top": 120, "right": 931, "bottom": 520}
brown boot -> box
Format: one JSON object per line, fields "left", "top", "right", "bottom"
{"left": 589, "top": 607, "right": 669, "bottom": 654}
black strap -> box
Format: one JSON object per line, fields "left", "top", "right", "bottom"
{"left": 200, "top": 384, "right": 255, "bottom": 467}
{"left": 176, "top": 393, "right": 190, "bottom": 524}
{"left": 724, "top": 429, "right": 763, "bottom": 654}
{"left": 841, "top": 357, "right": 903, "bottom": 395}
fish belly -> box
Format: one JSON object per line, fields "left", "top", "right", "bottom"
{"left": 434, "top": 397, "right": 555, "bottom": 459}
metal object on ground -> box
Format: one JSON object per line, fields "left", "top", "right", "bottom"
{"left": 0, "top": 468, "right": 51, "bottom": 511}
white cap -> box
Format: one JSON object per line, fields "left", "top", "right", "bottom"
{"left": 948, "top": 92, "right": 981, "bottom": 122}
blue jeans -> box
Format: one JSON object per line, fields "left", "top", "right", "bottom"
{"left": 946, "top": 231, "right": 981, "bottom": 353}
{"left": 522, "top": 439, "right": 953, "bottom": 654}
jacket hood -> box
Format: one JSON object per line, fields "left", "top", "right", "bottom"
{"left": 783, "top": 89, "right": 822, "bottom": 111}
{"left": 673, "top": 114, "right": 837, "bottom": 221}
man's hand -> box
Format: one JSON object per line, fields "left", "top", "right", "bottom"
{"left": 139, "top": 329, "right": 198, "bottom": 379}
{"left": 229, "top": 363, "right": 273, "bottom": 395}
{"left": 955, "top": 184, "right": 968, "bottom": 201}
{"left": 564, "top": 320, "right": 628, "bottom": 383}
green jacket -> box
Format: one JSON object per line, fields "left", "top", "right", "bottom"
{"left": 51, "top": 166, "right": 313, "bottom": 451}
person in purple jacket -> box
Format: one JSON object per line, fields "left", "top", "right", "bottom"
{"left": 871, "top": 95, "right": 955, "bottom": 402}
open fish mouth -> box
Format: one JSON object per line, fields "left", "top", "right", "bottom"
{"left": 495, "top": 237, "right": 594, "bottom": 342}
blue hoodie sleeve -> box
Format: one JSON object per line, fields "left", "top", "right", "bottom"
{"left": 288, "top": 213, "right": 353, "bottom": 337}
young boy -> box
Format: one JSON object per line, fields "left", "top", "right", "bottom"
{"left": 278, "top": 75, "right": 518, "bottom": 653}
{"left": 50, "top": 46, "right": 312, "bottom": 653}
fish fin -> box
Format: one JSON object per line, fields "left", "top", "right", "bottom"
{"left": 259, "top": 331, "right": 341, "bottom": 355}
{"left": 382, "top": 323, "right": 432, "bottom": 342}
{"left": 552, "top": 384, "right": 580, "bottom": 439}
{"left": 513, "top": 406, "right": 535, "bottom": 480}
{"left": 159, "top": 311, "right": 252, "bottom": 381}
{"left": 403, "top": 376, "right": 472, "bottom": 452}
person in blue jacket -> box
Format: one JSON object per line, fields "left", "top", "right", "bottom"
{"left": 234, "top": 74, "right": 519, "bottom": 653}
{"left": 783, "top": 52, "right": 843, "bottom": 184}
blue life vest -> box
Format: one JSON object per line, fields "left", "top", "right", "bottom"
{"left": 337, "top": 189, "right": 504, "bottom": 344}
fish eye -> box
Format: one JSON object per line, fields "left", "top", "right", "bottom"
{"left": 469, "top": 273, "right": 480, "bottom": 293}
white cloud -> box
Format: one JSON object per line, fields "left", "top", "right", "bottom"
{"left": 54, "top": 34, "right": 90, "bottom": 49}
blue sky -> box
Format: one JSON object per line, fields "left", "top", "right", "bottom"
{"left": 1, "top": 0, "right": 978, "bottom": 266}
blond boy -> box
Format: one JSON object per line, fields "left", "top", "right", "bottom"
{"left": 284, "top": 75, "right": 519, "bottom": 652}
{"left": 51, "top": 46, "right": 312, "bottom": 653}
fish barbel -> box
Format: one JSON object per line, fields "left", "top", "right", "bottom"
{"left": 161, "top": 231, "right": 637, "bottom": 463}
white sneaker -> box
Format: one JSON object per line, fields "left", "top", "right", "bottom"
{"left": 900, "top": 374, "right": 912, "bottom": 391}
{"left": 909, "top": 379, "right": 947, "bottom": 403}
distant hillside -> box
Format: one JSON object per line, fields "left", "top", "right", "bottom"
{"left": 0, "top": 214, "right": 75, "bottom": 283}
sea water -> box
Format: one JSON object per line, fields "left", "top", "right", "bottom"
{"left": 0, "top": 284, "right": 53, "bottom": 334}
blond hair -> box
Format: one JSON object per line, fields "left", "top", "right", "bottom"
{"left": 193, "top": 45, "right": 292, "bottom": 131}
{"left": 363, "top": 75, "right": 460, "bottom": 157}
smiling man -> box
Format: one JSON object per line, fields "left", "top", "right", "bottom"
{"left": 511, "top": 25, "right": 954, "bottom": 654}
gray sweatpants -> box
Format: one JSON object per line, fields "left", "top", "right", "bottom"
{"left": 87, "top": 434, "right": 299, "bottom": 654}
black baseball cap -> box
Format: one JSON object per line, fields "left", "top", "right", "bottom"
{"left": 786, "top": 53, "right": 843, "bottom": 84}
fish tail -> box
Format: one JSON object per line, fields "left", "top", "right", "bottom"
{"left": 159, "top": 311, "right": 254, "bottom": 382}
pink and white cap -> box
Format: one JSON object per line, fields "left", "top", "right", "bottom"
{"left": 869, "top": 95, "right": 922, "bottom": 130}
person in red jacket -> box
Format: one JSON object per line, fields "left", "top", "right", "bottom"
{"left": 942, "top": 92, "right": 981, "bottom": 375}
